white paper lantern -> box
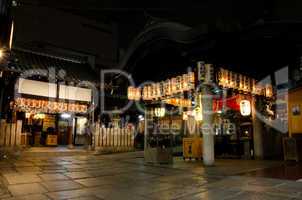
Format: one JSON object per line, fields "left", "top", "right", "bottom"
{"left": 240, "top": 100, "right": 251, "bottom": 116}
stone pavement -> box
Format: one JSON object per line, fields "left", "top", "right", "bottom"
{"left": 0, "top": 151, "right": 301, "bottom": 200}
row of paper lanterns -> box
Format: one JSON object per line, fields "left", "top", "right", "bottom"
{"left": 218, "top": 68, "right": 273, "bottom": 97}
{"left": 128, "top": 72, "right": 195, "bottom": 101}
{"left": 163, "top": 98, "right": 192, "bottom": 108}
{"left": 14, "top": 98, "right": 88, "bottom": 114}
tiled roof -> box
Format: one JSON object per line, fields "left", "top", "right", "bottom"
{"left": 7, "top": 48, "right": 99, "bottom": 83}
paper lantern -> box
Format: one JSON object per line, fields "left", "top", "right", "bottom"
{"left": 194, "top": 108, "right": 203, "bottom": 121}
{"left": 171, "top": 78, "right": 177, "bottom": 94}
{"left": 265, "top": 84, "right": 273, "bottom": 98}
{"left": 154, "top": 107, "right": 165, "bottom": 118}
{"left": 240, "top": 100, "right": 251, "bottom": 116}
{"left": 25, "top": 113, "right": 31, "bottom": 119}
{"left": 188, "top": 72, "right": 195, "bottom": 89}
{"left": 205, "top": 64, "right": 215, "bottom": 84}
{"left": 182, "top": 112, "right": 188, "bottom": 121}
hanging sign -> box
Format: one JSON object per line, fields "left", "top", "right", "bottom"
{"left": 17, "top": 78, "right": 57, "bottom": 98}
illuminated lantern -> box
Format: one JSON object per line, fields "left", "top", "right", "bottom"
{"left": 166, "top": 79, "right": 172, "bottom": 95}
{"left": 143, "top": 86, "right": 147, "bottom": 100}
{"left": 239, "top": 74, "right": 244, "bottom": 90}
{"left": 251, "top": 79, "right": 256, "bottom": 94}
{"left": 194, "top": 94, "right": 203, "bottom": 121}
{"left": 182, "top": 74, "right": 188, "bottom": 91}
{"left": 152, "top": 84, "right": 156, "bottom": 99}
{"left": 25, "top": 113, "right": 31, "bottom": 119}
{"left": 265, "top": 84, "right": 273, "bottom": 98}
{"left": 205, "top": 64, "right": 215, "bottom": 84}
{"left": 243, "top": 76, "right": 249, "bottom": 92}
{"left": 188, "top": 72, "right": 195, "bottom": 89}
{"left": 194, "top": 108, "right": 203, "bottom": 121}
{"left": 182, "top": 112, "right": 188, "bottom": 121}
{"left": 156, "top": 83, "right": 161, "bottom": 98}
{"left": 159, "top": 82, "right": 165, "bottom": 97}
{"left": 240, "top": 100, "right": 251, "bottom": 116}
{"left": 218, "top": 69, "right": 223, "bottom": 86}
{"left": 154, "top": 107, "right": 165, "bottom": 118}
{"left": 137, "top": 88, "right": 142, "bottom": 100}
{"left": 171, "top": 78, "right": 177, "bottom": 94}
{"left": 147, "top": 86, "right": 152, "bottom": 100}
{"left": 223, "top": 69, "right": 228, "bottom": 87}
{"left": 236, "top": 73, "right": 240, "bottom": 89}
{"left": 231, "top": 72, "right": 236, "bottom": 88}
{"left": 127, "top": 86, "right": 134, "bottom": 100}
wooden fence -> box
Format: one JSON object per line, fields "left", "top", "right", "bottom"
{"left": 94, "top": 124, "right": 135, "bottom": 152}
{"left": 0, "top": 120, "right": 23, "bottom": 147}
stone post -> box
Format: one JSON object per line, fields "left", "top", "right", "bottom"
{"left": 202, "top": 87, "right": 215, "bottom": 166}
{"left": 252, "top": 96, "right": 264, "bottom": 159}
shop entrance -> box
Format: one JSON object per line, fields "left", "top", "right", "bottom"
{"left": 22, "top": 113, "right": 88, "bottom": 147}
{"left": 73, "top": 117, "right": 88, "bottom": 146}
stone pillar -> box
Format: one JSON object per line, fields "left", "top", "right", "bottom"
{"left": 202, "top": 87, "right": 215, "bottom": 166}
{"left": 252, "top": 96, "right": 264, "bottom": 159}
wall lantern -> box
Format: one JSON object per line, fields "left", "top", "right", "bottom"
{"left": 154, "top": 107, "right": 165, "bottom": 118}
{"left": 240, "top": 100, "right": 251, "bottom": 116}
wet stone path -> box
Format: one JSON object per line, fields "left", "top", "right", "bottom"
{"left": 0, "top": 151, "right": 301, "bottom": 200}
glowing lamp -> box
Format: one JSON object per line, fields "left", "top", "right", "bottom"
{"left": 33, "top": 113, "right": 45, "bottom": 119}
{"left": 193, "top": 107, "right": 203, "bottom": 121}
{"left": 25, "top": 113, "right": 31, "bottom": 119}
{"left": 182, "top": 112, "right": 188, "bottom": 121}
{"left": 240, "top": 100, "right": 251, "bottom": 116}
{"left": 154, "top": 107, "right": 165, "bottom": 118}
{"left": 61, "top": 113, "right": 71, "bottom": 119}
{"left": 0, "top": 49, "right": 3, "bottom": 59}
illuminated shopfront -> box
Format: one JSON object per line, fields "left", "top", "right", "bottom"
{"left": 12, "top": 78, "right": 92, "bottom": 147}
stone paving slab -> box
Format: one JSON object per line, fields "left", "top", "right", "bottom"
{"left": 65, "top": 172, "right": 94, "bottom": 179}
{"left": 0, "top": 151, "right": 301, "bottom": 200}
{"left": 7, "top": 182, "right": 47, "bottom": 196}
{"left": 39, "top": 173, "right": 70, "bottom": 181}
{"left": 2, "top": 194, "right": 50, "bottom": 200}
{"left": 41, "top": 180, "right": 83, "bottom": 192}
{"left": 3, "top": 173, "right": 42, "bottom": 184}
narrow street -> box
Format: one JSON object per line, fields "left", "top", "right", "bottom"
{"left": 0, "top": 151, "right": 301, "bottom": 200}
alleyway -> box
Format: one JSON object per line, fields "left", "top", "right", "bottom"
{"left": 0, "top": 151, "right": 301, "bottom": 200}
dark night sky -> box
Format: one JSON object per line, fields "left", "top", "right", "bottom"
{"left": 17, "top": 0, "right": 302, "bottom": 47}
{"left": 13, "top": 0, "right": 302, "bottom": 81}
